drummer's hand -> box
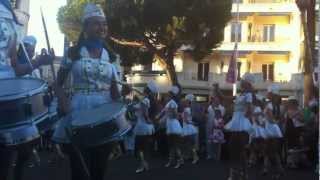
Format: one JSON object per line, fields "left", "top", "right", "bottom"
{"left": 37, "top": 48, "right": 55, "bottom": 66}
{"left": 121, "top": 84, "right": 132, "bottom": 96}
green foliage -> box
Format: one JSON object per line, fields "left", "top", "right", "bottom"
{"left": 57, "top": 0, "right": 105, "bottom": 41}
{"left": 57, "top": 0, "right": 232, "bottom": 83}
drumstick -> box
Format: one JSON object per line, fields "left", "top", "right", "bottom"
{"left": 20, "top": 41, "right": 34, "bottom": 75}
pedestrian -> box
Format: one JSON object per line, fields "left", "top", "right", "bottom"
{"left": 208, "top": 108, "right": 225, "bottom": 161}
{"left": 206, "top": 96, "right": 225, "bottom": 160}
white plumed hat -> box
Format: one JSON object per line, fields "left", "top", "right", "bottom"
{"left": 241, "top": 73, "right": 255, "bottom": 84}
{"left": 147, "top": 80, "right": 159, "bottom": 94}
{"left": 169, "top": 85, "right": 180, "bottom": 95}
{"left": 82, "top": 3, "right": 105, "bottom": 22}
{"left": 23, "top": 35, "right": 37, "bottom": 46}
{"left": 185, "top": 94, "right": 195, "bottom": 102}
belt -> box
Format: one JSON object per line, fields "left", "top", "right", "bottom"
{"left": 72, "top": 84, "right": 110, "bottom": 94}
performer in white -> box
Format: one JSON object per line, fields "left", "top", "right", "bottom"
{"left": 16, "top": 35, "right": 54, "bottom": 78}
{"left": 182, "top": 94, "right": 199, "bottom": 164}
{"left": 133, "top": 81, "right": 159, "bottom": 173}
{"left": 53, "top": 3, "right": 129, "bottom": 180}
{"left": 225, "top": 73, "right": 254, "bottom": 180}
{"left": 263, "top": 92, "right": 284, "bottom": 179}
{"left": 157, "top": 86, "right": 184, "bottom": 169}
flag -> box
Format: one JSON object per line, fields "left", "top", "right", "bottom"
{"left": 226, "top": 43, "right": 238, "bottom": 84}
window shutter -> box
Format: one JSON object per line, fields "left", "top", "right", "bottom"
{"left": 269, "top": 64, "right": 274, "bottom": 81}
{"left": 262, "top": 64, "right": 267, "bottom": 81}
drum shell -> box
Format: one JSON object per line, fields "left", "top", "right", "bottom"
{"left": 0, "top": 78, "right": 50, "bottom": 128}
{"left": 0, "top": 124, "right": 40, "bottom": 146}
{"left": 71, "top": 109, "right": 131, "bottom": 147}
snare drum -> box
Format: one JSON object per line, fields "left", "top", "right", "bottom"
{"left": 0, "top": 78, "right": 49, "bottom": 145}
{"left": 70, "top": 102, "right": 131, "bottom": 147}
{"left": 0, "top": 78, "right": 49, "bottom": 127}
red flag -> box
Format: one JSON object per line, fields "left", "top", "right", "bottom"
{"left": 226, "top": 43, "right": 238, "bottom": 84}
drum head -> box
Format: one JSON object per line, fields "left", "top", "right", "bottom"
{"left": 72, "top": 102, "right": 125, "bottom": 127}
{"left": 0, "top": 78, "right": 47, "bottom": 101}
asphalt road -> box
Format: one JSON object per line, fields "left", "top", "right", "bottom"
{"left": 8, "top": 152, "right": 318, "bottom": 180}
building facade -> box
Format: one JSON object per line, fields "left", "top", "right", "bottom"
{"left": 126, "top": 0, "right": 304, "bottom": 102}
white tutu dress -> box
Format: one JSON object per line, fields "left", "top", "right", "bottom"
{"left": 163, "top": 99, "right": 183, "bottom": 135}
{"left": 133, "top": 97, "right": 155, "bottom": 136}
{"left": 182, "top": 107, "right": 198, "bottom": 136}
{"left": 225, "top": 93, "right": 253, "bottom": 134}
{"left": 264, "top": 102, "right": 283, "bottom": 138}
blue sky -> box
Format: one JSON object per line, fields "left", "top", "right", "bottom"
{"left": 27, "top": 0, "right": 66, "bottom": 56}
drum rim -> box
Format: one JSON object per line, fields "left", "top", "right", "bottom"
{"left": 70, "top": 102, "right": 127, "bottom": 127}
{"left": 0, "top": 77, "right": 48, "bottom": 101}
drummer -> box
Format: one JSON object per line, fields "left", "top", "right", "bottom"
{"left": 54, "top": 3, "right": 130, "bottom": 180}
{"left": 16, "top": 35, "right": 54, "bottom": 78}
{"left": 0, "top": 1, "right": 32, "bottom": 180}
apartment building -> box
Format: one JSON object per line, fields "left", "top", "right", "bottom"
{"left": 127, "top": 0, "right": 305, "bottom": 101}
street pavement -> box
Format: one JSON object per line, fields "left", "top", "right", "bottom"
{"left": 8, "top": 152, "right": 318, "bottom": 180}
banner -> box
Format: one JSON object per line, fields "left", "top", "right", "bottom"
{"left": 226, "top": 43, "right": 238, "bottom": 84}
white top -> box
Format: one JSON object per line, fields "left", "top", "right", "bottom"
{"left": 61, "top": 47, "right": 119, "bottom": 97}
{"left": 0, "top": 12, "right": 17, "bottom": 78}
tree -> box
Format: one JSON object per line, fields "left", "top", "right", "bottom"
{"left": 58, "top": 0, "right": 232, "bottom": 86}
{"left": 296, "top": 0, "right": 316, "bottom": 105}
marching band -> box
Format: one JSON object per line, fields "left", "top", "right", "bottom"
{"left": 0, "top": 1, "right": 318, "bottom": 180}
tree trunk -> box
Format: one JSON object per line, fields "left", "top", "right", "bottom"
{"left": 156, "top": 50, "right": 179, "bottom": 86}
{"left": 301, "top": 10, "right": 315, "bottom": 106}
{"left": 166, "top": 58, "right": 179, "bottom": 86}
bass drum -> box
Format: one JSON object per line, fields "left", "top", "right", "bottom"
{"left": 69, "top": 102, "right": 131, "bottom": 147}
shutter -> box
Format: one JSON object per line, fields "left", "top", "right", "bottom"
{"left": 204, "top": 63, "right": 209, "bottom": 81}
{"left": 198, "top": 63, "right": 203, "bottom": 80}
{"left": 238, "top": 23, "right": 242, "bottom": 42}
{"left": 263, "top": 26, "right": 268, "bottom": 42}
{"left": 262, "top": 64, "right": 267, "bottom": 81}
{"left": 269, "top": 64, "right": 274, "bottom": 81}
{"left": 270, "top": 25, "right": 275, "bottom": 42}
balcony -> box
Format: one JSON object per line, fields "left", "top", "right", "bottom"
{"left": 217, "top": 41, "right": 291, "bottom": 53}
{"left": 126, "top": 71, "right": 303, "bottom": 94}
{"left": 232, "top": 0, "right": 298, "bottom": 14}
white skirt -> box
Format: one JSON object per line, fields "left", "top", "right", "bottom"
{"left": 265, "top": 122, "right": 283, "bottom": 138}
{"left": 166, "top": 118, "right": 183, "bottom": 135}
{"left": 134, "top": 120, "right": 155, "bottom": 136}
{"left": 225, "top": 111, "right": 252, "bottom": 134}
{"left": 251, "top": 124, "right": 267, "bottom": 139}
{"left": 182, "top": 123, "right": 198, "bottom": 136}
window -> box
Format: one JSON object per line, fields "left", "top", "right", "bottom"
{"left": 231, "top": 23, "right": 242, "bottom": 42}
{"left": 262, "top": 64, "right": 274, "bottom": 81}
{"left": 263, "top": 24, "right": 275, "bottom": 42}
{"left": 198, "top": 63, "right": 209, "bottom": 81}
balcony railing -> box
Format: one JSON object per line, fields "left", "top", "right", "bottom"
{"left": 239, "top": 0, "right": 295, "bottom": 3}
